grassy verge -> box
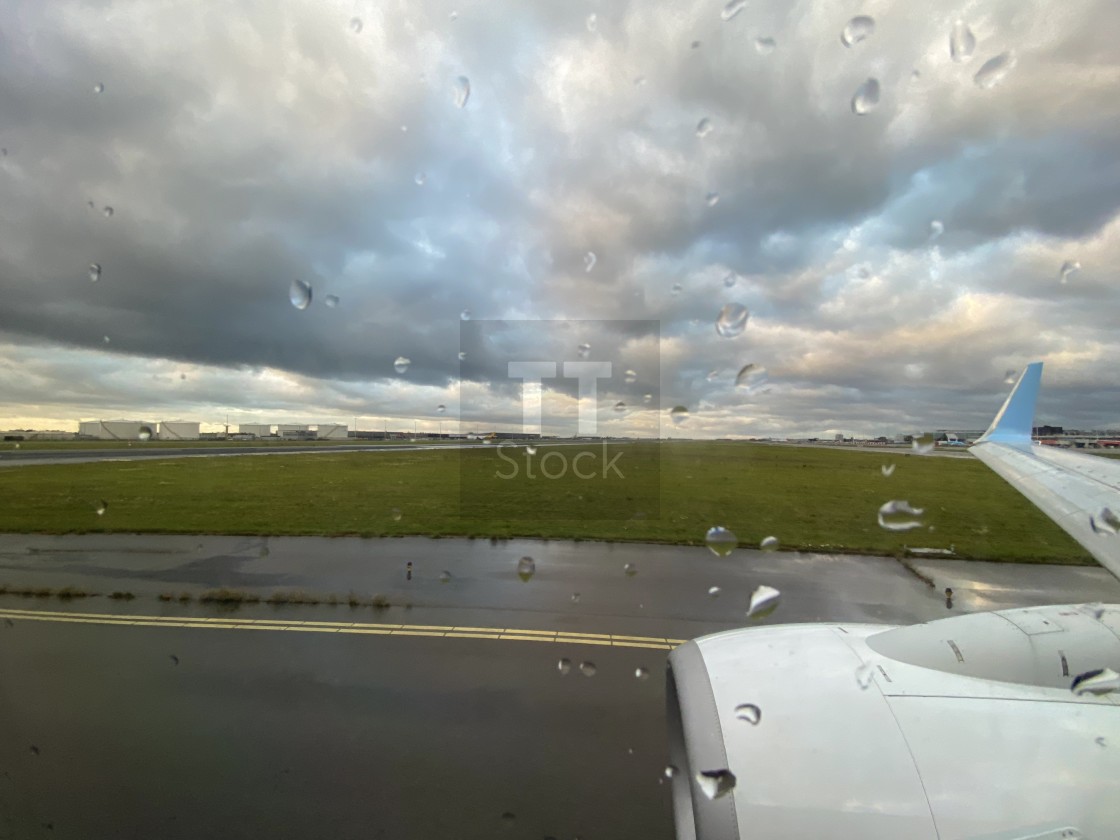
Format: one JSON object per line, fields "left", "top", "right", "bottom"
{"left": 0, "top": 442, "right": 1092, "bottom": 564}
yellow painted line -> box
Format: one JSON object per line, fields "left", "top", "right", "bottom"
{"left": 0, "top": 607, "right": 680, "bottom": 651}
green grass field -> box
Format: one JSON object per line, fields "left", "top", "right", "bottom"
{"left": 0, "top": 442, "right": 1091, "bottom": 564}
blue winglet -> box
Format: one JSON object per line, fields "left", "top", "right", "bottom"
{"left": 975, "top": 362, "right": 1043, "bottom": 445}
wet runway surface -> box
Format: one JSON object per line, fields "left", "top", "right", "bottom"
{"left": 1, "top": 534, "right": 1117, "bottom": 839}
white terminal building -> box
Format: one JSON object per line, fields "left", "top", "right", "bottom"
{"left": 78, "top": 420, "right": 200, "bottom": 440}
{"left": 239, "top": 423, "right": 347, "bottom": 440}
{"left": 157, "top": 421, "right": 200, "bottom": 440}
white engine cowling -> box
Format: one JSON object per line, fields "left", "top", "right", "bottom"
{"left": 666, "top": 604, "right": 1120, "bottom": 840}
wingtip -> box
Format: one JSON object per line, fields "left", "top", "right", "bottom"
{"left": 975, "top": 362, "right": 1043, "bottom": 446}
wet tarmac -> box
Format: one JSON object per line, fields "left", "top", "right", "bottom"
{"left": 0, "top": 534, "right": 1117, "bottom": 839}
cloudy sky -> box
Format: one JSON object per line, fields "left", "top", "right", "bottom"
{"left": 0, "top": 0, "right": 1117, "bottom": 438}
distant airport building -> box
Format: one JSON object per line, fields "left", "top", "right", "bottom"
{"left": 78, "top": 420, "right": 157, "bottom": 440}
{"left": 238, "top": 424, "right": 273, "bottom": 438}
{"left": 157, "top": 421, "right": 200, "bottom": 440}
{"left": 316, "top": 424, "right": 347, "bottom": 440}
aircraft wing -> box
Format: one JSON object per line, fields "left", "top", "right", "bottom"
{"left": 970, "top": 362, "right": 1120, "bottom": 580}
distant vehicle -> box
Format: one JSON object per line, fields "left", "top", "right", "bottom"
{"left": 667, "top": 362, "right": 1120, "bottom": 840}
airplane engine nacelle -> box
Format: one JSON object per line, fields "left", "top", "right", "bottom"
{"left": 666, "top": 605, "right": 1120, "bottom": 840}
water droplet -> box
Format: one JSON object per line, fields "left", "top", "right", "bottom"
{"left": 671, "top": 282, "right": 683, "bottom": 296}
{"left": 289, "top": 279, "right": 312, "bottom": 310}
{"left": 138, "top": 425, "right": 153, "bottom": 442}
{"left": 320, "top": 294, "right": 338, "bottom": 309}
{"left": 669, "top": 405, "right": 689, "bottom": 425}
{"left": 856, "top": 662, "right": 875, "bottom": 689}
{"left": 734, "top": 703, "right": 761, "bottom": 724}
{"left": 1071, "top": 667, "right": 1120, "bottom": 696}
{"left": 517, "top": 556, "right": 536, "bottom": 582}
{"left": 102, "top": 335, "right": 111, "bottom": 344}
{"left": 643, "top": 393, "right": 652, "bottom": 404}
{"left": 705, "top": 191, "right": 720, "bottom": 207}
{"left": 878, "top": 500, "right": 925, "bottom": 531}
{"left": 705, "top": 369, "right": 719, "bottom": 383}
{"left": 570, "top": 592, "right": 581, "bottom": 604}
{"left": 586, "top": 13, "right": 597, "bottom": 32}
{"left": 558, "top": 658, "right": 572, "bottom": 675}
{"left": 664, "top": 765, "right": 678, "bottom": 779}
{"left": 525, "top": 445, "right": 537, "bottom": 455}
{"left": 414, "top": 171, "right": 426, "bottom": 186}
{"left": 912, "top": 433, "right": 935, "bottom": 455}
{"left": 449, "top": 10, "right": 458, "bottom": 21}
{"left": 949, "top": 20, "right": 976, "bottom": 63}
{"left": 754, "top": 36, "right": 776, "bottom": 54}
{"left": 394, "top": 356, "right": 411, "bottom": 374}
{"left": 458, "top": 351, "right": 467, "bottom": 361}
{"left": 584, "top": 251, "right": 597, "bottom": 272}
{"left": 1003, "top": 369, "right": 1017, "bottom": 385}
{"left": 716, "top": 303, "right": 749, "bottom": 338}
{"left": 624, "top": 369, "right": 638, "bottom": 384}
{"left": 841, "top": 16, "right": 875, "bottom": 47}
{"left": 691, "top": 40, "right": 701, "bottom": 49}
{"left": 459, "top": 308, "right": 471, "bottom": 321}
{"left": 435, "top": 404, "right": 446, "bottom": 415}
{"left": 760, "top": 535, "right": 779, "bottom": 551}
{"left": 400, "top": 124, "right": 408, "bottom": 132}
{"left": 102, "top": 206, "right": 113, "bottom": 218}
{"left": 390, "top": 507, "right": 402, "bottom": 521}
{"left": 623, "top": 562, "right": 638, "bottom": 577}
{"left": 929, "top": 220, "right": 944, "bottom": 240}
{"left": 500, "top": 811, "right": 516, "bottom": 825}
{"left": 974, "top": 52, "right": 1016, "bottom": 89}
{"left": 349, "top": 17, "right": 363, "bottom": 34}
{"left": 696, "top": 117, "right": 713, "bottom": 137}
{"left": 634, "top": 75, "right": 647, "bottom": 86}
{"left": 1096, "top": 736, "right": 1107, "bottom": 747}
{"left": 1090, "top": 508, "right": 1120, "bottom": 536}
{"left": 705, "top": 526, "right": 737, "bottom": 557}
{"left": 696, "top": 769, "right": 736, "bottom": 800}
{"left": 746, "top": 585, "right": 780, "bottom": 619}
{"left": 720, "top": 0, "right": 747, "bottom": 22}
{"left": 579, "top": 661, "right": 597, "bottom": 677}
{"left": 635, "top": 667, "right": 650, "bottom": 680}
{"left": 577, "top": 343, "right": 591, "bottom": 359}
{"left": 613, "top": 401, "right": 627, "bottom": 413}
{"left": 723, "top": 272, "right": 737, "bottom": 288}
{"left": 88, "top": 263, "right": 101, "bottom": 282}
{"left": 95, "top": 500, "right": 108, "bottom": 516}
{"left": 1059, "top": 260, "right": 1081, "bottom": 284}
{"left": 851, "top": 78, "right": 880, "bottom": 115}
{"left": 169, "top": 654, "right": 180, "bottom": 666}
{"left": 735, "top": 364, "right": 768, "bottom": 392}
{"left": 453, "top": 76, "right": 471, "bottom": 108}
{"left": 881, "top": 463, "right": 896, "bottom": 477}
{"left": 707, "top": 585, "right": 721, "bottom": 598}
{"left": 93, "top": 82, "right": 104, "bottom": 94}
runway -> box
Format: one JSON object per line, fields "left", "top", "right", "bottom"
{"left": 0, "top": 534, "right": 1117, "bottom": 839}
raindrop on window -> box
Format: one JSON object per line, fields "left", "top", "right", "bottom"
{"left": 349, "top": 17, "right": 363, "bottom": 34}
{"left": 705, "top": 526, "right": 737, "bottom": 557}
{"left": 88, "top": 263, "right": 102, "bottom": 282}
{"left": 93, "top": 82, "right": 104, "bottom": 94}
{"left": 415, "top": 171, "right": 426, "bottom": 186}
{"left": 453, "top": 76, "right": 471, "bottom": 108}
{"left": 1096, "top": 736, "right": 1107, "bottom": 748}
{"left": 449, "top": 10, "right": 458, "bottom": 21}
{"left": 586, "top": 13, "right": 597, "bottom": 32}
{"left": 393, "top": 356, "right": 411, "bottom": 374}
{"left": 669, "top": 405, "right": 689, "bottom": 425}
{"left": 881, "top": 463, "right": 896, "bottom": 477}
{"left": 949, "top": 20, "right": 976, "bottom": 63}
{"left": 500, "top": 812, "right": 516, "bottom": 825}
{"left": 458, "top": 351, "right": 467, "bottom": 360}
{"left": 1090, "top": 508, "right": 1120, "bottom": 536}
{"left": 436, "top": 404, "right": 446, "bottom": 414}
{"left": 705, "top": 191, "right": 720, "bottom": 207}
{"left": 1059, "top": 261, "right": 1081, "bottom": 284}
{"left": 635, "top": 667, "right": 650, "bottom": 680}
{"left": 671, "top": 282, "right": 683, "bottom": 295}
{"left": 439, "top": 571, "right": 451, "bottom": 584}
{"left": 102, "top": 335, "right": 111, "bottom": 344}
{"left": 390, "top": 508, "right": 402, "bottom": 521}
{"left": 138, "top": 426, "right": 153, "bottom": 442}
{"left": 851, "top": 78, "right": 880, "bottom": 115}
{"left": 912, "top": 433, "right": 935, "bottom": 455}
{"left": 840, "top": 16, "right": 875, "bottom": 47}
{"left": 103, "top": 206, "right": 113, "bottom": 218}
{"left": 643, "top": 393, "right": 652, "bottom": 403}
{"left": 169, "top": 654, "right": 180, "bottom": 666}
{"left": 558, "top": 658, "right": 572, "bottom": 675}
{"left": 664, "top": 765, "right": 678, "bottom": 779}
{"left": 583, "top": 251, "right": 597, "bottom": 272}
{"left": 517, "top": 556, "right": 536, "bottom": 582}
{"left": 319, "top": 294, "right": 337, "bottom": 309}
{"left": 623, "top": 562, "right": 638, "bottom": 577}
{"left": 759, "top": 536, "right": 779, "bottom": 551}
{"left": 571, "top": 592, "right": 581, "bottom": 604}
{"left": 613, "top": 401, "right": 627, "bottom": 413}
{"left": 633, "top": 76, "right": 647, "bottom": 86}
{"left": 974, "top": 53, "right": 1016, "bottom": 89}
{"left": 696, "top": 769, "right": 736, "bottom": 800}
{"left": 734, "top": 703, "right": 761, "bottom": 724}
{"left": 95, "top": 500, "right": 108, "bottom": 516}
{"left": 577, "top": 342, "right": 591, "bottom": 359}
{"left": 696, "top": 117, "right": 713, "bottom": 137}
{"left": 579, "top": 661, "right": 597, "bottom": 677}
{"left": 856, "top": 662, "right": 875, "bottom": 689}
{"left": 705, "top": 369, "right": 719, "bottom": 382}
{"left": 289, "top": 279, "right": 312, "bottom": 310}
{"left": 525, "top": 445, "right": 537, "bottom": 455}
{"left": 929, "top": 220, "right": 944, "bottom": 240}
{"left": 754, "top": 37, "right": 776, "bottom": 54}
{"left": 720, "top": 0, "right": 747, "bottom": 22}
{"left": 459, "top": 309, "right": 472, "bottom": 322}
{"left": 624, "top": 369, "right": 637, "bottom": 384}
{"left": 878, "top": 500, "right": 924, "bottom": 531}
{"left": 715, "top": 303, "right": 749, "bottom": 337}
{"left": 746, "top": 585, "right": 780, "bottom": 619}
{"left": 707, "top": 585, "right": 721, "bottom": 598}
{"left": 1003, "top": 369, "right": 1017, "bottom": 385}
{"left": 1071, "top": 667, "right": 1120, "bottom": 696}
{"left": 735, "top": 364, "right": 768, "bottom": 392}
